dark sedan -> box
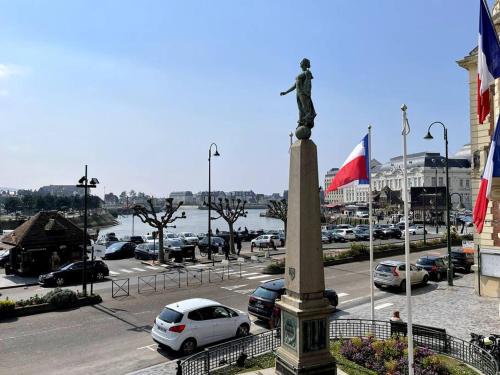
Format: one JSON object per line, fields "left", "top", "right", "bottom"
{"left": 39, "top": 260, "right": 109, "bottom": 286}
{"left": 134, "top": 242, "right": 160, "bottom": 260}
{"left": 103, "top": 241, "right": 136, "bottom": 260}
{"left": 416, "top": 255, "right": 448, "bottom": 281}
{"left": 353, "top": 229, "right": 370, "bottom": 241}
{"left": 198, "top": 236, "right": 228, "bottom": 255}
{"left": 451, "top": 248, "right": 474, "bottom": 273}
{"left": 248, "top": 278, "right": 338, "bottom": 321}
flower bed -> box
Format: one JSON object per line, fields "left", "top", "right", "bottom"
{"left": 334, "top": 337, "right": 478, "bottom": 375}
{"left": 0, "top": 288, "right": 102, "bottom": 320}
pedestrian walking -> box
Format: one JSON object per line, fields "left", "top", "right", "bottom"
{"left": 236, "top": 234, "right": 242, "bottom": 255}
{"left": 269, "top": 301, "right": 281, "bottom": 332}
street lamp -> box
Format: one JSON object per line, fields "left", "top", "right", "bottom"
{"left": 424, "top": 122, "right": 453, "bottom": 286}
{"left": 208, "top": 143, "right": 220, "bottom": 265}
{"left": 76, "top": 165, "right": 99, "bottom": 296}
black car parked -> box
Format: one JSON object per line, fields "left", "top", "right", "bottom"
{"left": 416, "top": 255, "right": 448, "bottom": 281}
{"left": 0, "top": 250, "right": 9, "bottom": 267}
{"left": 39, "top": 260, "right": 109, "bottom": 286}
{"left": 248, "top": 278, "right": 338, "bottom": 321}
{"left": 198, "top": 236, "right": 229, "bottom": 255}
{"left": 451, "top": 248, "right": 475, "bottom": 273}
{"left": 103, "top": 241, "right": 136, "bottom": 260}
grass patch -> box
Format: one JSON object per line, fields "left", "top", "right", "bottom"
{"left": 211, "top": 352, "right": 275, "bottom": 375}
{"left": 437, "top": 355, "right": 480, "bottom": 375}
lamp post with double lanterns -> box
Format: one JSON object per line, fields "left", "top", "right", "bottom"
{"left": 76, "top": 165, "right": 99, "bottom": 296}
{"left": 424, "top": 122, "right": 453, "bottom": 286}
{"left": 207, "top": 143, "right": 220, "bottom": 265}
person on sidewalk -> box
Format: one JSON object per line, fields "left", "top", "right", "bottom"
{"left": 390, "top": 310, "right": 402, "bottom": 322}
{"left": 236, "top": 234, "right": 242, "bottom": 256}
{"left": 269, "top": 302, "right": 281, "bottom": 333}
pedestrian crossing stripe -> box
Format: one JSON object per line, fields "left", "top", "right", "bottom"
{"left": 235, "top": 288, "right": 256, "bottom": 295}
{"left": 259, "top": 279, "right": 276, "bottom": 283}
{"left": 240, "top": 272, "right": 259, "bottom": 276}
{"left": 246, "top": 275, "right": 271, "bottom": 280}
{"left": 132, "top": 267, "right": 146, "bottom": 272}
{"left": 120, "top": 269, "right": 133, "bottom": 273}
{"left": 337, "top": 293, "right": 349, "bottom": 298}
{"left": 221, "top": 284, "right": 248, "bottom": 291}
{"left": 145, "top": 266, "right": 160, "bottom": 270}
{"left": 109, "top": 271, "right": 119, "bottom": 276}
{"left": 374, "top": 302, "right": 393, "bottom": 310}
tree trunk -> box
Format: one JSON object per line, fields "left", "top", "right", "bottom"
{"left": 158, "top": 226, "right": 165, "bottom": 263}
{"left": 228, "top": 222, "right": 235, "bottom": 254}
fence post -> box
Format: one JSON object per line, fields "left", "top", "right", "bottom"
{"left": 239, "top": 263, "right": 242, "bottom": 278}
{"left": 178, "top": 269, "right": 181, "bottom": 288}
{"left": 204, "top": 348, "right": 210, "bottom": 374}
{"left": 200, "top": 269, "right": 203, "bottom": 284}
{"left": 154, "top": 274, "right": 157, "bottom": 291}
{"left": 112, "top": 280, "right": 114, "bottom": 297}
{"left": 137, "top": 276, "right": 140, "bottom": 294}
{"left": 176, "top": 360, "right": 182, "bottom": 375}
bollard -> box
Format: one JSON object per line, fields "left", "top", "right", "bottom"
{"left": 237, "top": 257, "right": 245, "bottom": 263}
{"left": 251, "top": 255, "right": 259, "bottom": 262}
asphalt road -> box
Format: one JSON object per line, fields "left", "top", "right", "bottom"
{"left": 0, "top": 246, "right": 451, "bottom": 375}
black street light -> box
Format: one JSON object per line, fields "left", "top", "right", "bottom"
{"left": 424, "top": 122, "right": 453, "bottom": 286}
{"left": 208, "top": 143, "right": 220, "bottom": 265}
{"left": 76, "top": 165, "right": 99, "bottom": 296}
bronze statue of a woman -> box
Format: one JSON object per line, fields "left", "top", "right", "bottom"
{"left": 280, "top": 58, "right": 316, "bottom": 139}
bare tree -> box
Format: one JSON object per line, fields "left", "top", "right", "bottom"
{"left": 133, "top": 198, "right": 186, "bottom": 263}
{"left": 267, "top": 199, "right": 288, "bottom": 237}
{"left": 206, "top": 197, "right": 247, "bottom": 254}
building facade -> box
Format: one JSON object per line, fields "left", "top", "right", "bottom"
{"left": 323, "top": 168, "right": 369, "bottom": 205}
{"left": 458, "top": 0, "right": 500, "bottom": 297}
{"left": 169, "top": 191, "right": 195, "bottom": 205}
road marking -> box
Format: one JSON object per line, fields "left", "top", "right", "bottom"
{"left": 247, "top": 275, "right": 271, "bottom": 280}
{"left": 337, "top": 293, "right": 349, "bottom": 298}
{"left": 245, "top": 265, "right": 265, "bottom": 269}
{"left": 221, "top": 284, "right": 248, "bottom": 290}
{"left": 374, "top": 302, "right": 393, "bottom": 310}
{"left": 259, "top": 279, "right": 276, "bottom": 283}
{"left": 137, "top": 344, "right": 157, "bottom": 351}
{"left": 145, "top": 266, "right": 160, "bottom": 270}
{"left": 235, "top": 288, "right": 256, "bottom": 295}
{"left": 240, "top": 272, "right": 259, "bottom": 276}
{"left": 120, "top": 269, "right": 133, "bottom": 273}
{"left": 109, "top": 271, "right": 120, "bottom": 276}
{"left": 132, "top": 267, "right": 146, "bottom": 272}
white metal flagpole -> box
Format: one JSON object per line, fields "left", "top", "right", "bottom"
{"left": 368, "top": 125, "right": 374, "bottom": 322}
{"left": 401, "top": 104, "right": 414, "bottom": 375}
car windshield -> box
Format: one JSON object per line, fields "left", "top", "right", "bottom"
{"left": 165, "top": 233, "right": 177, "bottom": 238}
{"left": 417, "top": 258, "right": 435, "bottom": 265}
{"left": 253, "top": 287, "right": 278, "bottom": 300}
{"left": 158, "top": 307, "right": 183, "bottom": 323}
{"left": 376, "top": 264, "right": 394, "bottom": 273}
{"left": 147, "top": 243, "right": 159, "bottom": 251}
{"left": 183, "top": 233, "right": 196, "bottom": 237}
{"left": 167, "top": 239, "right": 182, "bottom": 247}
{"left": 59, "top": 262, "right": 78, "bottom": 270}
{"left": 107, "top": 242, "right": 124, "bottom": 251}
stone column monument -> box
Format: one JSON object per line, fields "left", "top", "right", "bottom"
{"left": 276, "top": 59, "right": 336, "bottom": 375}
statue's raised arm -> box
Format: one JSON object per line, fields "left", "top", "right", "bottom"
{"left": 280, "top": 58, "right": 316, "bottom": 140}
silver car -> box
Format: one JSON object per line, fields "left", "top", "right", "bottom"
{"left": 373, "top": 260, "right": 429, "bottom": 292}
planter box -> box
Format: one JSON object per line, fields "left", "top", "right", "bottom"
{"left": 0, "top": 295, "right": 101, "bottom": 320}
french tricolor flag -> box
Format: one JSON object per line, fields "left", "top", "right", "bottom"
{"left": 478, "top": 0, "right": 500, "bottom": 124}
{"left": 326, "top": 134, "right": 369, "bottom": 193}
{"left": 474, "top": 118, "right": 500, "bottom": 233}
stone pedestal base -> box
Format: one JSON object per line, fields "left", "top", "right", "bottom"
{"left": 275, "top": 355, "right": 336, "bottom": 375}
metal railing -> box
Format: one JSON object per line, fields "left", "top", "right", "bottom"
{"left": 177, "top": 319, "right": 499, "bottom": 375}
{"left": 111, "top": 278, "right": 129, "bottom": 298}
{"left": 110, "top": 263, "right": 243, "bottom": 298}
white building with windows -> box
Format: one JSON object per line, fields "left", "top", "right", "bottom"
{"left": 324, "top": 146, "right": 472, "bottom": 209}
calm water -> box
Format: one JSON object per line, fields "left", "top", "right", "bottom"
{"left": 100, "top": 206, "right": 283, "bottom": 238}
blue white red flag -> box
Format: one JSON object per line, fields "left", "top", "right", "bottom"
{"left": 326, "top": 134, "right": 369, "bottom": 193}
{"left": 478, "top": 0, "right": 500, "bottom": 124}
{"left": 474, "top": 118, "right": 500, "bottom": 233}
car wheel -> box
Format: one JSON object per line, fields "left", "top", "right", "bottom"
{"left": 134, "top": 254, "right": 139, "bottom": 259}
{"left": 465, "top": 265, "right": 471, "bottom": 273}
{"left": 374, "top": 283, "right": 382, "bottom": 289}
{"left": 180, "top": 338, "right": 197, "bottom": 355}
{"left": 236, "top": 323, "right": 250, "bottom": 338}
{"left": 95, "top": 272, "right": 104, "bottom": 281}
{"left": 56, "top": 277, "right": 65, "bottom": 286}
{"left": 436, "top": 272, "right": 442, "bottom": 282}
{"left": 400, "top": 281, "right": 406, "bottom": 292}
{"left": 422, "top": 275, "right": 428, "bottom": 285}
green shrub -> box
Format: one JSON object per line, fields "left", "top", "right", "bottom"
{"left": 43, "top": 288, "right": 77, "bottom": 308}
{"left": 263, "top": 260, "right": 285, "bottom": 274}
{"left": 0, "top": 298, "right": 15, "bottom": 312}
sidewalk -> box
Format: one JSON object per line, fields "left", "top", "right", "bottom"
{"left": 240, "top": 367, "right": 347, "bottom": 375}
{"left": 333, "top": 272, "right": 500, "bottom": 341}
{"left": 0, "top": 269, "right": 38, "bottom": 290}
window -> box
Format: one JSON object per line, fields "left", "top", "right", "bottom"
{"left": 212, "top": 306, "right": 231, "bottom": 319}
{"left": 431, "top": 177, "right": 436, "bottom": 187}
{"left": 418, "top": 177, "right": 422, "bottom": 186}
{"left": 465, "top": 180, "right": 470, "bottom": 188}
{"left": 459, "top": 179, "right": 463, "bottom": 187}
{"left": 188, "top": 310, "right": 203, "bottom": 321}
{"left": 159, "top": 308, "right": 183, "bottom": 323}
{"left": 438, "top": 177, "right": 444, "bottom": 186}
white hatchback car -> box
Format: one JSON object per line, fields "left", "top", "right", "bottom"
{"left": 179, "top": 232, "right": 199, "bottom": 245}
{"left": 151, "top": 298, "right": 251, "bottom": 355}
{"left": 251, "top": 235, "right": 281, "bottom": 248}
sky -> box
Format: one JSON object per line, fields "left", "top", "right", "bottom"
{"left": 0, "top": 0, "right": 483, "bottom": 197}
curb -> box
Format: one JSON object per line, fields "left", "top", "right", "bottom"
{"left": 0, "top": 282, "right": 39, "bottom": 291}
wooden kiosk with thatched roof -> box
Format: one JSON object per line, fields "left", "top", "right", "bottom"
{"left": 1, "top": 211, "right": 85, "bottom": 275}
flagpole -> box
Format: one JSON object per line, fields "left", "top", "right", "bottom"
{"left": 368, "top": 125, "right": 374, "bottom": 322}
{"left": 401, "top": 104, "right": 414, "bottom": 375}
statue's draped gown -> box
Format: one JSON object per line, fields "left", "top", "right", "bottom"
{"left": 296, "top": 70, "right": 316, "bottom": 128}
